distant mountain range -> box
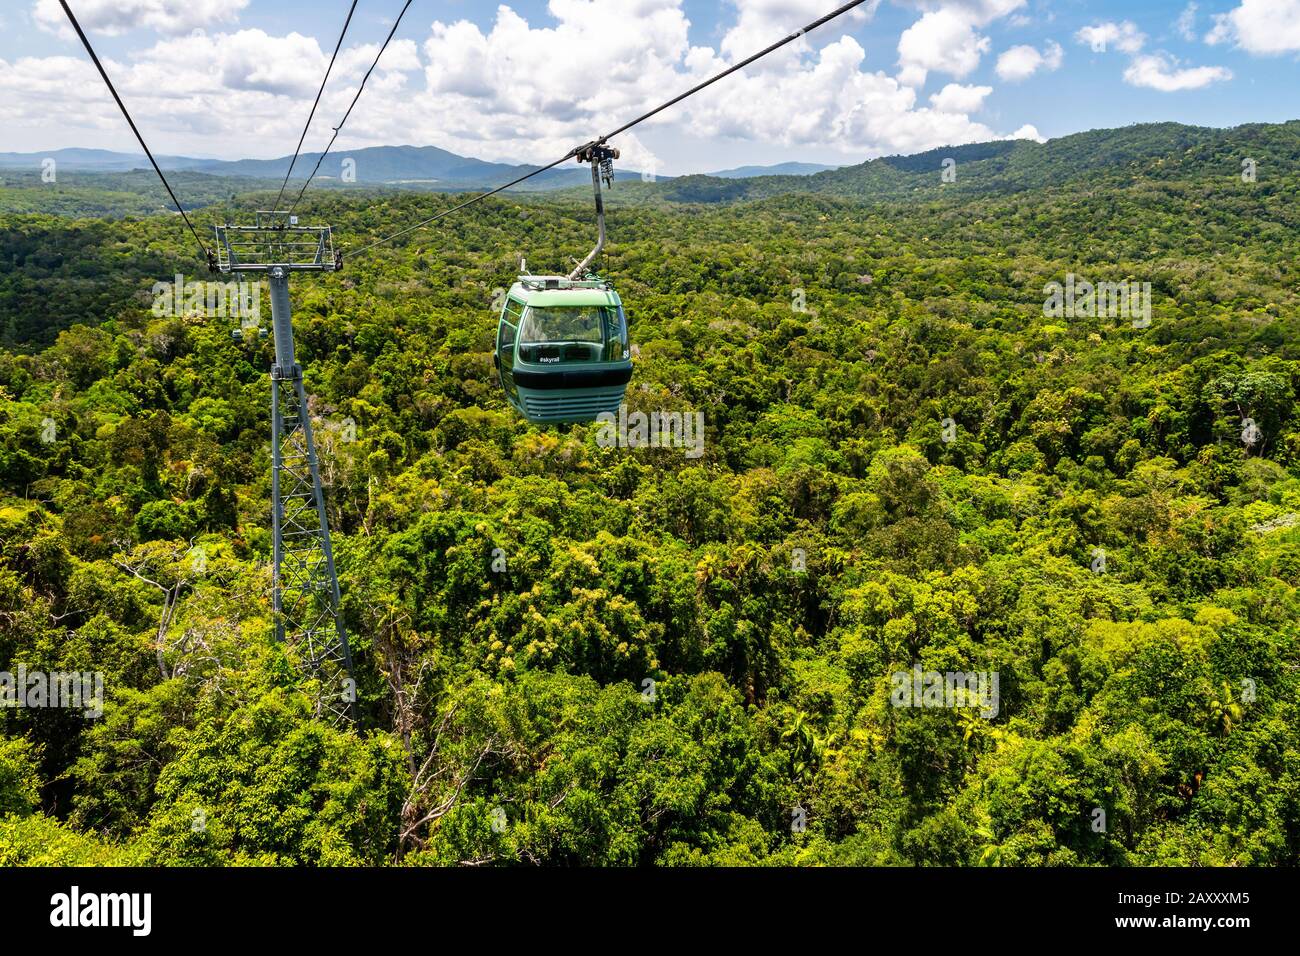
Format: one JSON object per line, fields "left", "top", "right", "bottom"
{"left": 706, "top": 162, "right": 839, "bottom": 178}
{"left": 0, "top": 145, "right": 613, "bottom": 190}
{"left": 0, "top": 148, "right": 205, "bottom": 173}
{"left": 9, "top": 121, "right": 1298, "bottom": 216}
{"left": 0, "top": 145, "right": 840, "bottom": 190}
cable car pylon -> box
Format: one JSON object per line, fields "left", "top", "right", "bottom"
{"left": 214, "top": 211, "right": 355, "bottom": 722}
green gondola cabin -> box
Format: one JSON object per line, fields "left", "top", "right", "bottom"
{"left": 494, "top": 275, "right": 632, "bottom": 423}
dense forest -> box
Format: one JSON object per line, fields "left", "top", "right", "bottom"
{"left": 1, "top": 121, "right": 1299, "bottom": 865}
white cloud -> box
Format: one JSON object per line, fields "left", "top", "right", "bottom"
{"left": 0, "top": 54, "right": 99, "bottom": 108}
{"left": 3, "top": 1, "right": 1040, "bottom": 169}
{"left": 1123, "top": 53, "right": 1232, "bottom": 91}
{"left": 337, "top": 40, "right": 421, "bottom": 80}
{"left": 995, "top": 41, "right": 1063, "bottom": 81}
{"left": 1206, "top": 0, "right": 1300, "bottom": 54}
{"left": 842, "top": 100, "right": 1000, "bottom": 155}
{"left": 212, "top": 31, "right": 333, "bottom": 97}
{"left": 1075, "top": 18, "right": 1230, "bottom": 93}
{"left": 1075, "top": 21, "right": 1146, "bottom": 55}
{"left": 1205, "top": 16, "right": 1228, "bottom": 45}
{"left": 893, "top": 0, "right": 1030, "bottom": 88}
{"left": 1006, "top": 123, "right": 1045, "bottom": 142}
{"left": 894, "top": 0, "right": 1026, "bottom": 27}
{"left": 0, "top": 27, "right": 420, "bottom": 153}
{"left": 1176, "top": 3, "right": 1198, "bottom": 41}
{"left": 34, "top": 0, "right": 248, "bottom": 38}
{"left": 897, "top": 9, "right": 991, "bottom": 87}
{"left": 412, "top": 2, "right": 1018, "bottom": 162}
{"left": 928, "top": 82, "right": 991, "bottom": 113}
{"left": 719, "top": 0, "right": 879, "bottom": 65}
{"left": 420, "top": 0, "right": 694, "bottom": 140}
{"left": 662, "top": 34, "right": 1003, "bottom": 158}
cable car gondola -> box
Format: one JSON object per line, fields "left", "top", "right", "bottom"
{"left": 494, "top": 274, "right": 631, "bottom": 423}
{"left": 494, "top": 143, "right": 632, "bottom": 424}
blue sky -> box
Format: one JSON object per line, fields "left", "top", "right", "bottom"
{"left": 2, "top": 1, "right": 1296, "bottom": 173}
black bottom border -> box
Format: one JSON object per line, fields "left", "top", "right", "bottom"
{"left": 2, "top": 865, "right": 1289, "bottom": 941}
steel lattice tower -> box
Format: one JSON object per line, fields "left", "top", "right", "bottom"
{"left": 215, "top": 213, "right": 355, "bottom": 721}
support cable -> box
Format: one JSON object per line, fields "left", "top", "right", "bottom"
{"left": 285, "top": 0, "right": 416, "bottom": 219}
{"left": 347, "top": 0, "right": 872, "bottom": 260}
{"left": 271, "top": 0, "right": 360, "bottom": 217}
{"left": 59, "top": 0, "right": 212, "bottom": 263}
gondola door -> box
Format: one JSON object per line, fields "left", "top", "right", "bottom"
{"left": 497, "top": 296, "right": 524, "bottom": 406}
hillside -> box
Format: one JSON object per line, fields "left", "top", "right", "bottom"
{"left": 647, "top": 121, "right": 1300, "bottom": 204}
{"left": 1, "top": 119, "right": 1299, "bottom": 866}
{"left": 708, "top": 162, "right": 840, "bottom": 178}
{"left": 0, "top": 148, "right": 207, "bottom": 173}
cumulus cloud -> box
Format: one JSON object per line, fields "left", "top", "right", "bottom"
{"left": 337, "top": 39, "right": 421, "bottom": 80}
{"left": 897, "top": 9, "right": 991, "bottom": 87}
{"left": 894, "top": 0, "right": 1026, "bottom": 26}
{"left": 928, "top": 82, "right": 991, "bottom": 113}
{"left": 0, "top": 55, "right": 105, "bottom": 127}
{"left": 419, "top": 0, "right": 695, "bottom": 144}
{"left": 1206, "top": 0, "right": 1300, "bottom": 54}
{"left": 1074, "top": 17, "right": 1231, "bottom": 94}
{"left": 212, "top": 31, "right": 334, "bottom": 98}
{"left": 995, "top": 41, "right": 1063, "bottom": 81}
{"left": 1005, "top": 123, "right": 1045, "bottom": 142}
{"left": 1123, "top": 53, "right": 1232, "bottom": 91}
{"left": 660, "top": 34, "right": 1003, "bottom": 159}
{"left": 34, "top": 0, "right": 248, "bottom": 38}
{"left": 1176, "top": 3, "right": 1198, "bottom": 41}
{"left": 4, "top": 0, "right": 1044, "bottom": 168}
{"left": 411, "top": 1, "right": 1021, "bottom": 162}
{"left": 0, "top": 26, "right": 419, "bottom": 153}
{"left": 1075, "top": 21, "right": 1147, "bottom": 55}
{"left": 719, "top": 0, "right": 879, "bottom": 65}
{"left": 893, "top": 0, "right": 1029, "bottom": 88}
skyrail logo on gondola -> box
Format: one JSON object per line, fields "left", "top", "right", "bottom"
{"left": 151, "top": 274, "right": 262, "bottom": 322}
{"left": 0, "top": 667, "right": 104, "bottom": 718}
{"left": 596, "top": 405, "right": 705, "bottom": 459}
